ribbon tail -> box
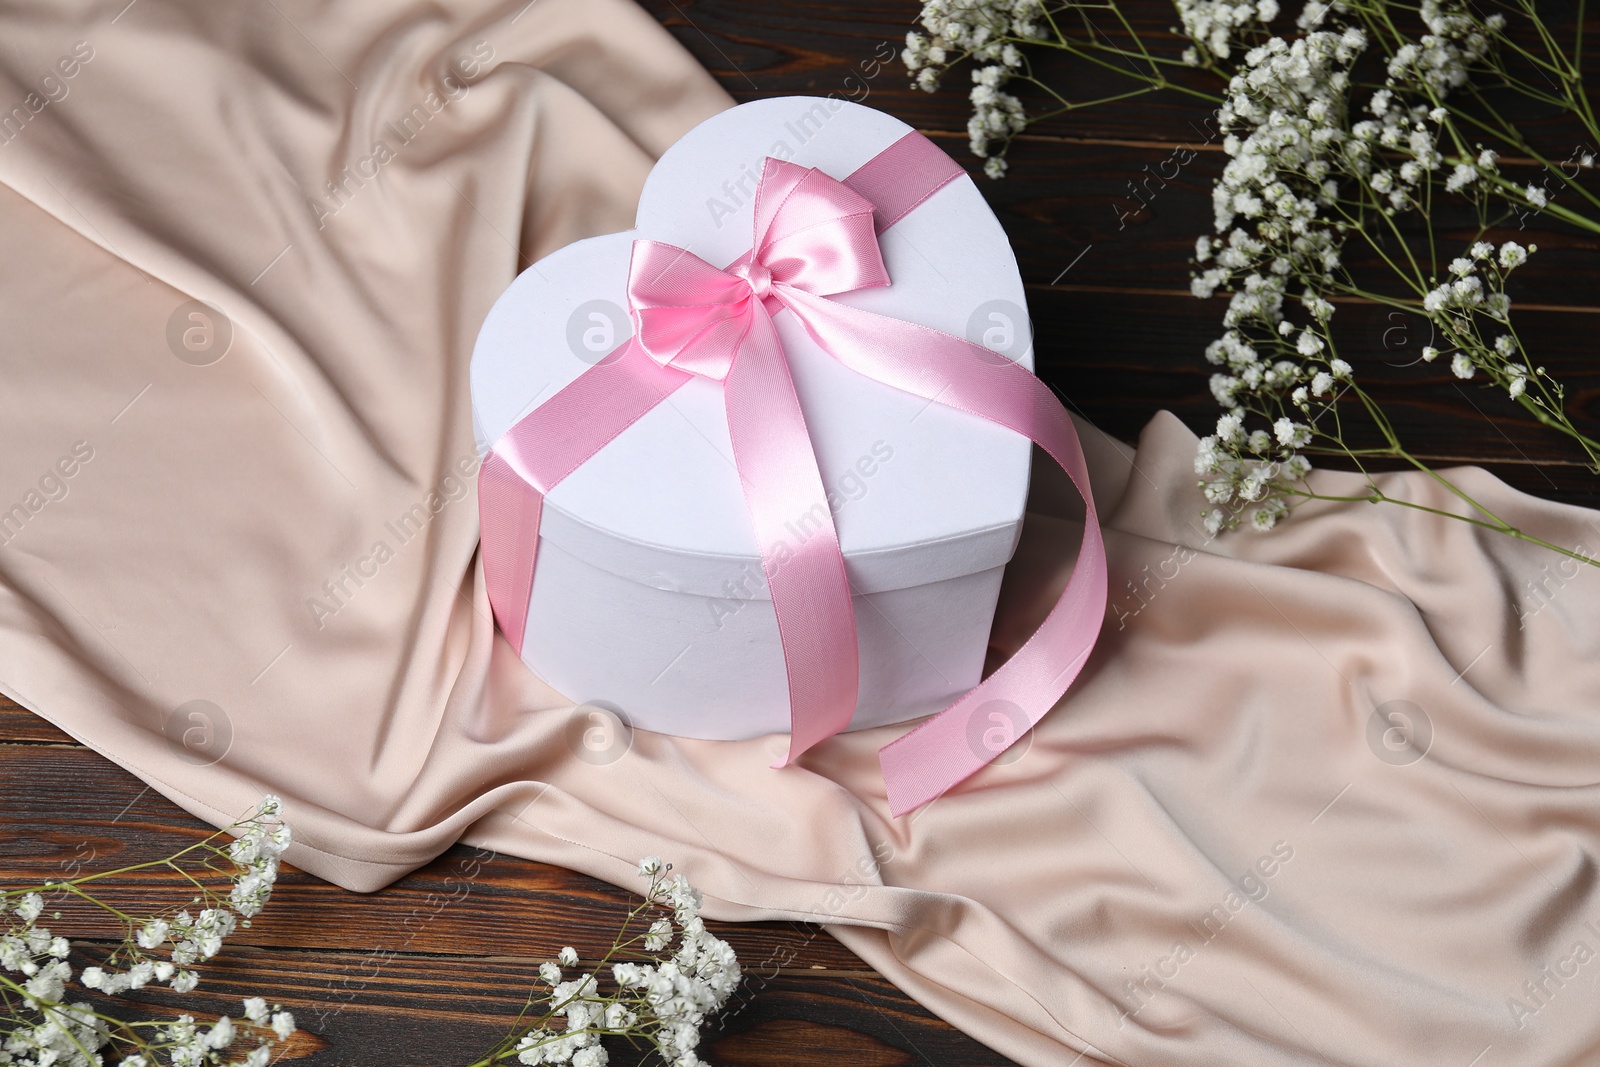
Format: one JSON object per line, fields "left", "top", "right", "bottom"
{"left": 478, "top": 451, "right": 545, "bottom": 654}
{"left": 482, "top": 339, "right": 693, "bottom": 656}
{"left": 723, "top": 311, "right": 861, "bottom": 766}
{"left": 780, "top": 288, "right": 1110, "bottom": 816}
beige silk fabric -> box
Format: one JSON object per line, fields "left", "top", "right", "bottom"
{"left": 3, "top": 2, "right": 1600, "bottom": 1065}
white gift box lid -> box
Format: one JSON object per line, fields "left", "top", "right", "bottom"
{"left": 470, "top": 97, "right": 1034, "bottom": 601}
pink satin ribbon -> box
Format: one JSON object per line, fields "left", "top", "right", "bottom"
{"left": 480, "top": 131, "right": 1108, "bottom": 816}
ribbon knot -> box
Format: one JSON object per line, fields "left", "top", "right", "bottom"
{"left": 628, "top": 158, "right": 888, "bottom": 383}
{"left": 734, "top": 258, "right": 772, "bottom": 300}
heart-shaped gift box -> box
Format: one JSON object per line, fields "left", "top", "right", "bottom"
{"left": 470, "top": 97, "right": 1104, "bottom": 813}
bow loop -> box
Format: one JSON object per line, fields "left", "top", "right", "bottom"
{"left": 627, "top": 157, "right": 891, "bottom": 381}
{"left": 751, "top": 161, "right": 888, "bottom": 297}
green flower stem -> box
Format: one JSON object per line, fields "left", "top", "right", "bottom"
{"left": 1452, "top": 95, "right": 1600, "bottom": 223}
{"left": 1326, "top": 197, "right": 1429, "bottom": 295}
{"left": 0, "top": 985, "right": 107, "bottom": 1067}
{"left": 1019, "top": 77, "right": 1168, "bottom": 121}
{"left": 0, "top": 971, "right": 172, "bottom": 1060}
{"left": 1510, "top": 392, "right": 1600, "bottom": 469}
{"left": 1300, "top": 382, "right": 1600, "bottom": 569}
{"left": 1283, "top": 481, "right": 1600, "bottom": 569}
{"left": 2, "top": 824, "right": 246, "bottom": 900}
{"left": 46, "top": 882, "right": 142, "bottom": 927}
{"left": 1024, "top": 37, "right": 1224, "bottom": 105}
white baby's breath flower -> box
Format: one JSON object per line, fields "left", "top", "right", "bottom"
{"left": 1251, "top": 500, "right": 1287, "bottom": 530}
{"left": 1498, "top": 241, "right": 1528, "bottom": 268}
{"left": 1451, "top": 275, "right": 1483, "bottom": 304}
{"left": 1273, "top": 418, "right": 1311, "bottom": 448}
{"left": 203, "top": 1016, "right": 235, "bottom": 1050}
{"left": 136, "top": 919, "right": 169, "bottom": 950}
{"left": 1451, "top": 352, "right": 1475, "bottom": 379}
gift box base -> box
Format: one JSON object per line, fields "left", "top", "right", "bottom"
{"left": 521, "top": 534, "right": 1003, "bottom": 739}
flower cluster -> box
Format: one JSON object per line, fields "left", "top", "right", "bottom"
{"left": 1183, "top": 30, "right": 1367, "bottom": 530}
{"left": 1340, "top": 0, "right": 1504, "bottom": 215}
{"left": 1421, "top": 240, "right": 1542, "bottom": 400}
{"left": 498, "top": 859, "right": 740, "bottom": 1067}
{"left": 1185, "top": 5, "right": 1591, "bottom": 531}
{"left": 1176, "top": 0, "right": 1280, "bottom": 67}
{"left": 1193, "top": 330, "right": 1338, "bottom": 534}
{"left": 0, "top": 797, "right": 295, "bottom": 1067}
{"left": 903, "top": 0, "right": 1045, "bottom": 177}
{"left": 80, "top": 796, "right": 288, "bottom": 1000}
{"left": 111, "top": 997, "right": 295, "bottom": 1067}
{"left": 1193, "top": 29, "right": 1363, "bottom": 298}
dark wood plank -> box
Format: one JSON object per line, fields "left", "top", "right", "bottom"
{"left": 62, "top": 942, "right": 1009, "bottom": 1067}
{"left": 1032, "top": 287, "right": 1600, "bottom": 508}
{"left": 0, "top": 695, "right": 76, "bottom": 743}
{"left": 0, "top": 738, "right": 1020, "bottom": 1065}
{"left": 956, "top": 135, "right": 1600, "bottom": 312}
{"left": 0, "top": 741, "right": 864, "bottom": 972}
{"left": 635, "top": 0, "right": 1600, "bottom": 165}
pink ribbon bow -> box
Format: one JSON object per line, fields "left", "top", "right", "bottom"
{"left": 479, "top": 132, "right": 1108, "bottom": 816}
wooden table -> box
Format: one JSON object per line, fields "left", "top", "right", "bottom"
{"left": 2, "top": 2, "right": 1595, "bottom": 1064}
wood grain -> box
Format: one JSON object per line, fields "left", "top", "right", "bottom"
{"left": 40, "top": 942, "right": 1001, "bottom": 1066}
{"left": 4, "top": 2, "right": 1599, "bottom": 1065}
{"left": 635, "top": 0, "right": 1600, "bottom": 174}
{"left": 0, "top": 733, "right": 860, "bottom": 970}
{"left": 0, "top": 717, "right": 1020, "bottom": 1064}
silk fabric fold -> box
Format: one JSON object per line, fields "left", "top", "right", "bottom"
{"left": 2, "top": 3, "right": 1600, "bottom": 1066}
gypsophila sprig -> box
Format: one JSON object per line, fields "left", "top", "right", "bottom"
{"left": 905, "top": 5, "right": 1599, "bottom": 556}
{"left": 1188, "top": 2, "right": 1599, "bottom": 557}
{"left": 1176, "top": 0, "right": 1280, "bottom": 67}
{"left": 469, "top": 859, "right": 739, "bottom": 1067}
{"left": 904, "top": 0, "right": 1224, "bottom": 176}
{"left": 0, "top": 797, "right": 296, "bottom": 1066}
